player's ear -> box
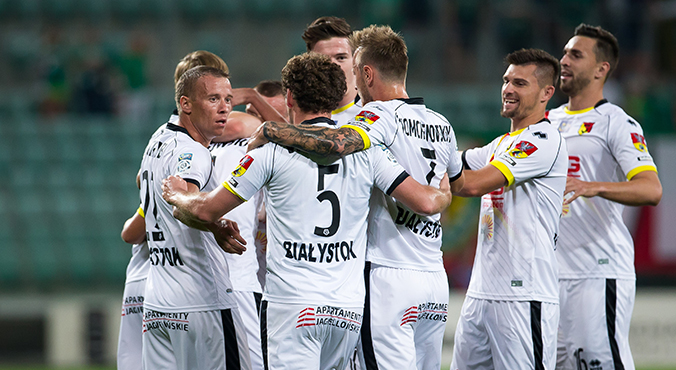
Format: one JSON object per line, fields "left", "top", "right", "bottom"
{"left": 180, "top": 95, "right": 192, "bottom": 114}
{"left": 541, "top": 85, "right": 555, "bottom": 103}
{"left": 595, "top": 61, "right": 610, "bottom": 81}
{"left": 286, "top": 89, "right": 294, "bottom": 108}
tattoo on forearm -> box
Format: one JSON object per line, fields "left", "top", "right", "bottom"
{"left": 263, "top": 121, "right": 364, "bottom": 157}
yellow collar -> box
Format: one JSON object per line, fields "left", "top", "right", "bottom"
{"left": 564, "top": 105, "right": 595, "bottom": 115}
{"left": 332, "top": 101, "right": 355, "bottom": 115}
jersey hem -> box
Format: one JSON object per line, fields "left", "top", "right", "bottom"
{"left": 558, "top": 272, "right": 636, "bottom": 280}
{"left": 143, "top": 302, "right": 237, "bottom": 313}
{"left": 466, "top": 291, "right": 559, "bottom": 304}
{"left": 365, "top": 258, "right": 445, "bottom": 272}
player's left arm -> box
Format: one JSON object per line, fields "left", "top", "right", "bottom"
{"left": 390, "top": 173, "right": 453, "bottom": 216}
{"left": 121, "top": 207, "right": 146, "bottom": 245}
{"left": 564, "top": 170, "right": 662, "bottom": 206}
{"left": 453, "top": 165, "right": 508, "bottom": 197}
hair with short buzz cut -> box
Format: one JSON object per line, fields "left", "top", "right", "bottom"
{"left": 175, "top": 66, "right": 230, "bottom": 112}
{"left": 281, "top": 53, "right": 346, "bottom": 114}
{"left": 350, "top": 25, "right": 408, "bottom": 83}
{"left": 302, "top": 16, "right": 352, "bottom": 52}
{"left": 505, "top": 48, "right": 561, "bottom": 88}
{"left": 254, "top": 80, "right": 285, "bottom": 98}
{"left": 174, "top": 50, "right": 229, "bottom": 84}
{"left": 574, "top": 23, "right": 619, "bottom": 80}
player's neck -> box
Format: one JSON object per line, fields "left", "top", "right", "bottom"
{"left": 510, "top": 108, "right": 547, "bottom": 132}
{"left": 293, "top": 111, "right": 331, "bottom": 125}
{"left": 371, "top": 80, "right": 408, "bottom": 102}
{"left": 567, "top": 86, "right": 604, "bottom": 112}
{"left": 338, "top": 89, "right": 358, "bottom": 109}
{"left": 178, "top": 115, "right": 211, "bottom": 148}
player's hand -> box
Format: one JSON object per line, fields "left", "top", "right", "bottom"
{"left": 564, "top": 176, "right": 598, "bottom": 205}
{"left": 162, "top": 175, "right": 188, "bottom": 205}
{"left": 247, "top": 123, "right": 269, "bottom": 152}
{"left": 211, "top": 218, "right": 247, "bottom": 255}
{"left": 439, "top": 173, "right": 450, "bottom": 193}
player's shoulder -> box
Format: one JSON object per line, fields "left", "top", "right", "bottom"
{"left": 597, "top": 101, "right": 640, "bottom": 127}
{"left": 545, "top": 103, "right": 568, "bottom": 120}
{"left": 522, "top": 119, "right": 563, "bottom": 148}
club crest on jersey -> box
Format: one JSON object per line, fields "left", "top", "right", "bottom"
{"left": 508, "top": 141, "right": 538, "bottom": 158}
{"left": 631, "top": 133, "right": 647, "bottom": 152}
{"left": 578, "top": 122, "right": 595, "bottom": 135}
{"left": 355, "top": 110, "right": 380, "bottom": 125}
{"left": 232, "top": 155, "right": 254, "bottom": 177}
{"left": 177, "top": 153, "right": 193, "bottom": 174}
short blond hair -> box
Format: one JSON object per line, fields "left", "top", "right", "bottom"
{"left": 174, "top": 50, "right": 229, "bottom": 84}
{"left": 350, "top": 25, "right": 408, "bottom": 83}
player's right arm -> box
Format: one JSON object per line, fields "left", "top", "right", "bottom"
{"left": 454, "top": 164, "right": 508, "bottom": 197}
{"left": 121, "top": 207, "right": 146, "bottom": 245}
{"left": 212, "top": 111, "right": 263, "bottom": 143}
{"left": 390, "top": 173, "right": 453, "bottom": 216}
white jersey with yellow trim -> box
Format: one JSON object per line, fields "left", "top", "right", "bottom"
{"left": 344, "top": 98, "right": 463, "bottom": 271}
{"left": 548, "top": 100, "right": 658, "bottom": 280}
{"left": 331, "top": 96, "right": 362, "bottom": 127}
{"left": 223, "top": 116, "right": 409, "bottom": 307}
{"left": 463, "top": 119, "right": 567, "bottom": 303}
{"left": 210, "top": 138, "right": 263, "bottom": 293}
{"left": 139, "top": 122, "right": 236, "bottom": 313}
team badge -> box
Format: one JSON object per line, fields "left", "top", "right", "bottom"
{"left": 508, "top": 141, "right": 538, "bottom": 158}
{"left": 355, "top": 110, "right": 380, "bottom": 125}
{"left": 177, "top": 153, "right": 193, "bottom": 174}
{"left": 578, "top": 122, "right": 595, "bottom": 135}
{"left": 232, "top": 155, "right": 254, "bottom": 177}
{"left": 631, "top": 133, "right": 647, "bottom": 152}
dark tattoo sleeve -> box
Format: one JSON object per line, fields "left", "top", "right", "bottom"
{"left": 263, "top": 121, "right": 366, "bottom": 158}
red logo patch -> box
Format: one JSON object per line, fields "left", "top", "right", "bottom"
{"left": 355, "top": 110, "right": 380, "bottom": 124}
{"left": 508, "top": 141, "right": 538, "bottom": 158}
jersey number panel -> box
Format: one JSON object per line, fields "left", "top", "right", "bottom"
{"left": 314, "top": 164, "right": 340, "bottom": 237}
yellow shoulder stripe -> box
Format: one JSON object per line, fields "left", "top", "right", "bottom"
{"left": 222, "top": 181, "right": 247, "bottom": 202}
{"left": 343, "top": 124, "right": 371, "bottom": 150}
{"left": 626, "top": 165, "right": 657, "bottom": 180}
{"left": 490, "top": 160, "right": 515, "bottom": 186}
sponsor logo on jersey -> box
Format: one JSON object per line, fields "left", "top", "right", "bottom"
{"left": 557, "top": 120, "right": 570, "bottom": 133}
{"left": 480, "top": 214, "right": 494, "bottom": 240}
{"left": 296, "top": 306, "right": 362, "bottom": 332}
{"left": 149, "top": 247, "right": 184, "bottom": 267}
{"left": 177, "top": 152, "right": 193, "bottom": 174}
{"left": 631, "top": 133, "right": 647, "bottom": 152}
{"left": 508, "top": 141, "right": 538, "bottom": 158}
{"left": 143, "top": 311, "right": 189, "bottom": 332}
{"left": 355, "top": 110, "right": 380, "bottom": 124}
{"left": 232, "top": 155, "right": 254, "bottom": 177}
{"left": 400, "top": 302, "right": 448, "bottom": 326}
{"left": 578, "top": 122, "right": 595, "bottom": 135}
{"left": 398, "top": 117, "right": 455, "bottom": 143}
{"left": 638, "top": 155, "right": 653, "bottom": 162}
{"left": 394, "top": 206, "right": 442, "bottom": 239}
{"left": 121, "top": 295, "right": 144, "bottom": 316}
{"left": 283, "top": 240, "right": 356, "bottom": 263}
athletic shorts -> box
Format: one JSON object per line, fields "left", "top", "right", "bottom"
{"left": 359, "top": 262, "right": 449, "bottom": 370}
{"left": 233, "top": 290, "right": 263, "bottom": 370}
{"left": 117, "top": 278, "right": 146, "bottom": 370}
{"left": 142, "top": 307, "right": 252, "bottom": 370}
{"left": 557, "top": 278, "right": 635, "bottom": 370}
{"left": 261, "top": 301, "right": 362, "bottom": 370}
{"left": 451, "top": 297, "right": 559, "bottom": 370}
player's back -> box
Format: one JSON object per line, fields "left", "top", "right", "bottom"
{"left": 349, "top": 98, "right": 462, "bottom": 271}
{"left": 139, "top": 122, "right": 235, "bottom": 313}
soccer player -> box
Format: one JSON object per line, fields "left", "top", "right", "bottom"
{"left": 161, "top": 52, "right": 454, "bottom": 370}
{"left": 548, "top": 24, "right": 662, "bottom": 370}
{"left": 246, "top": 80, "right": 288, "bottom": 121}
{"left": 249, "top": 25, "right": 464, "bottom": 370}
{"left": 302, "top": 16, "right": 362, "bottom": 126}
{"left": 139, "top": 66, "right": 252, "bottom": 370}
{"left": 450, "top": 49, "right": 567, "bottom": 370}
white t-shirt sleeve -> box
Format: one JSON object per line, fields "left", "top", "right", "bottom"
{"left": 446, "top": 125, "right": 463, "bottom": 180}
{"left": 368, "top": 144, "right": 409, "bottom": 195}
{"left": 343, "top": 102, "right": 397, "bottom": 149}
{"left": 491, "top": 133, "right": 561, "bottom": 186}
{"left": 172, "top": 145, "right": 213, "bottom": 190}
{"left": 462, "top": 139, "right": 496, "bottom": 170}
{"left": 606, "top": 114, "right": 657, "bottom": 180}
{"left": 222, "top": 145, "right": 273, "bottom": 201}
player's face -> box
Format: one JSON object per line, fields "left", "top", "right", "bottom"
{"left": 353, "top": 48, "right": 373, "bottom": 104}
{"left": 560, "top": 36, "right": 598, "bottom": 96}
{"left": 312, "top": 37, "right": 356, "bottom": 100}
{"left": 501, "top": 64, "right": 541, "bottom": 119}
{"left": 189, "top": 75, "right": 233, "bottom": 141}
{"left": 246, "top": 94, "right": 288, "bottom": 120}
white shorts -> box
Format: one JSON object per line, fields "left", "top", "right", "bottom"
{"left": 261, "top": 301, "right": 362, "bottom": 370}
{"left": 359, "top": 263, "right": 449, "bottom": 370}
{"left": 117, "top": 278, "right": 146, "bottom": 370}
{"left": 142, "top": 308, "right": 252, "bottom": 370}
{"left": 233, "top": 290, "right": 263, "bottom": 370}
{"left": 557, "top": 278, "right": 635, "bottom": 370}
{"left": 451, "top": 297, "right": 559, "bottom": 370}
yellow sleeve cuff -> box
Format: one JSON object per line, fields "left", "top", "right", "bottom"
{"left": 490, "top": 160, "right": 515, "bottom": 186}
{"left": 222, "top": 181, "right": 247, "bottom": 202}
{"left": 137, "top": 206, "right": 145, "bottom": 218}
{"left": 626, "top": 165, "right": 657, "bottom": 180}
{"left": 343, "top": 124, "right": 371, "bottom": 150}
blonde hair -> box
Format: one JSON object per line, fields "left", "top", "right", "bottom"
{"left": 174, "top": 50, "right": 229, "bottom": 84}
{"left": 350, "top": 25, "right": 408, "bottom": 83}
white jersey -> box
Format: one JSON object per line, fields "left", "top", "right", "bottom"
{"left": 125, "top": 239, "right": 149, "bottom": 283}
{"left": 344, "top": 98, "right": 463, "bottom": 271}
{"left": 331, "top": 96, "right": 362, "bottom": 127}
{"left": 548, "top": 100, "right": 658, "bottom": 280}
{"left": 139, "top": 122, "right": 236, "bottom": 313}
{"left": 463, "top": 119, "right": 567, "bottom": 303}
{"left": 210, "top": 138, "right": 263, "bottom": 293}
{"left": 223, "top": 116, "right": 408, "bottom": 307}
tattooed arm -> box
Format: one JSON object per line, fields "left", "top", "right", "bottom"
{"left": 248, "top": 121, "right": 367, "bottom": 161}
